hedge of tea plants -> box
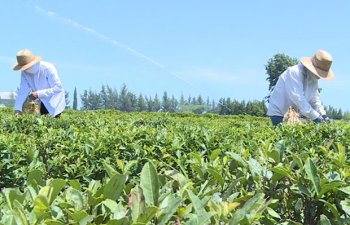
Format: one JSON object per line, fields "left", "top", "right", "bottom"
{"left": 0, "top": 108, "right": 350, "bottom": 224}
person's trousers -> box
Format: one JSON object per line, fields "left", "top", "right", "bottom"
{"left": 40, "top": 103, "right": 61, "bottom": 118}
{"left": 270, "top": 116, "right": 283, "bottom": 126}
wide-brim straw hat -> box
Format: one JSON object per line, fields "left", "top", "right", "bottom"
{"left": 300, "top": 49, "right": 334, "bottom": 80}
{"left": 13, "top": 49, "right": 41, "bottom": 71}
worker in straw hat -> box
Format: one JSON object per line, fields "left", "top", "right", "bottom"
{"left": 13, "top": 49, "right": 66, "bottom": 118}
{"left": 267, "top": 49, "right": 334, "bottom": 126}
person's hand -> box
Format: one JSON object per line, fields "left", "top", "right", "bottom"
{"left": 29, "top": 92, "right": 38, "bottom": 100}
{"left": 313, "top": 116, "right": 324, "bottom": 123}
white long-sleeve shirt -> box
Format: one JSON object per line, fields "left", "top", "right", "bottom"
{"left": 267, "top": 63, "right": 326, "bottom": 120}
{"left": 14, "top": 61, "right": 66, "bottom": 117}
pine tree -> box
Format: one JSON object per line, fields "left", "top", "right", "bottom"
{"left": 180, "top": 93, "right": 185, "bottom": 105}
{"left": 137, "top": 94, "right": 147, "bottom": 112}
{"left": 73, "top": 87, "right": 78, "bottom": 110}
{"left": 65, "top": 91, "right": 70, "bottom": 109}
{"left": 153, "top": 94, "right": 161, "bottom": 112}
{"left": 162, "top": 91, "right": 171, "bottom": 112}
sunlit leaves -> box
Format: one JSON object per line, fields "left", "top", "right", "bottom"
{"left": 1, "top": 109, "right": 350, "bottom": 224}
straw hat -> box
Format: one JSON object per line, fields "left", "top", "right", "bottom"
{"left": 13, "top": 49, "right": 41, "bottom": 71}
{"left": 300, "top": 49, "right": 334, "bottom": 80}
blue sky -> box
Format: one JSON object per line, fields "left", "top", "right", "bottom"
{"left": 0, "top": 1, "right": 349, "bottom": 111}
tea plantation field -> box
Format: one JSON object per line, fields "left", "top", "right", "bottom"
{"left": 0, "top": 108, "right": 350, "bottom": 224}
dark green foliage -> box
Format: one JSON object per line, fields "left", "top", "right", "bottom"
{"left": 1, "top": 109, "right": 350, "bottom": 223}
{"left": 73, "top": 87, "right": 78, "bottom": 110}
{"left": 265, "top": 53, "right": 298, "bottom": 93}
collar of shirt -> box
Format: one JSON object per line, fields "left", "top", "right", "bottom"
{"left": 24, "top": 62, "right": 40, "bottom": 75}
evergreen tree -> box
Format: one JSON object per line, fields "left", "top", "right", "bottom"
{"left": 162, "top": 91, "right": 171, "bottom": 112}
{"left": 90, "top": 90, "right": 102, "bottom": 110}
{"left": 153, "top": 94, "right": 161, "bottom": 112}
{"left": 73, "top": 87, "right": 78, "bottom": 110}
{"left": 180, "top": 93, "right": 185, "bottom": 105}
{"left": 81, "top": 90, "right": 89, "bottom": 110}
{"left": 100, "top": 85, "right": 109, "bottom": 109}
{"left": 211, "top": 100, "right": 216, "bottom": 111}
{"left": 145, "top": 96, "right": 152, "bottom": 112}
{"left": 197, "top": 95, "right": 204, "bottom": 105}
{"left": 118, "top": 84, "right": 128, "bottom": 111}
{"left": 65, "top": 91, "right": 70, "bottom": 109}
{"left": 170, "top": 95, "right": 178, "bottom": 112}
{"left": 128, "top": 93, "right": 138, "bottom": 112}
{"left": 107, "top": 85, "right": 118, "bottom": 109}
{"left": 187, "top": 96, "right": 192, "bottom": 105}
{"left": 265, "top": 54, "right": 298, "bottom": 99}
{"left": 191, "top": 97, "right": 197, "bottom": 105}
{"left": 80, "top": 89, "right": 101, "bottom": 110}
{"left": 137, "top": 94, "right": 147, "bottom": 112}
{"left": 218, "top": 98, "right": 227, "bottom": 115}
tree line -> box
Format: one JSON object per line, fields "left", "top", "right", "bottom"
{"left": 77, "top": 84, "right": 267, "bottom": 116}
